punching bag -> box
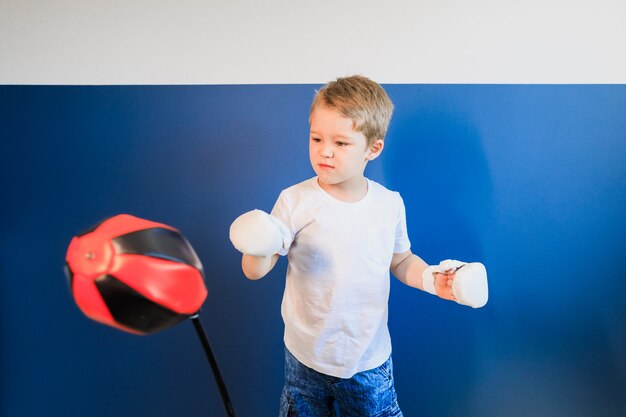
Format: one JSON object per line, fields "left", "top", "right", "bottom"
{"left": 65, "top": 214, "right": 207, "bottom": 335}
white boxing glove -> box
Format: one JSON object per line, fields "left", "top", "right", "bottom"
{"left": 453, "top": 262, "right": 488, "bottom": 308}
{"left": 421, "top": 259, "right": 488, "bottom": 308}
{"left": 229, "top": 210, "right": 290, "bottom": 257}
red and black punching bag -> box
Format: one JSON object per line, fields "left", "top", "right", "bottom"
{"left": 65, "top": 214, "right": 207, "bottom": 335}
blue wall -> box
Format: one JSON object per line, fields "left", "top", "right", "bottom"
{"left": 1, "top": 85, "right": 624, "bottom": 416}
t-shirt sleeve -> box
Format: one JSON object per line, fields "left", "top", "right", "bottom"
{"left": 394, "top": 193, "right": 412, "bottom": 253}
{"left": 270, "top": 191, "right": 295, "bottom": 256}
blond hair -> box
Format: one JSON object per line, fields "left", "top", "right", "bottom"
{"left": 310, "top": 75, "right": 394, "bottom": 145}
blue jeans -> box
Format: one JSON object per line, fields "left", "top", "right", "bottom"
{"left": 279, "top": 348, "right": 403, "bottom": 417}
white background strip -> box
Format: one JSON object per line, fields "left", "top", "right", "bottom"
{"left": 1, "top": 0, "right": 625, "bottom": 84}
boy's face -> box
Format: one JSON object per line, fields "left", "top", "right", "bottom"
{"left": 309, "top": 105, "right": 383, "bottom": 190}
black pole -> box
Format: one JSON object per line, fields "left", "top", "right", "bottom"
{"left": 190, "top": 315, "right": 236, "bottom": 417}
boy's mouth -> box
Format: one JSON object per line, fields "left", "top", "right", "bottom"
{"left": 318, "top": 163, "right": 334, "bottom": 169}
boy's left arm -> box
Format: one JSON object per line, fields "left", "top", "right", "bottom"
{"left": 390, "top": 250, "right": 456, "bottom": 301}
{"left": 390, "top": 250, "right": 488, "bottom": 307}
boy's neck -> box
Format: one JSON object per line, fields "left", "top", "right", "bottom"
{"left": 317, "top": 176, "right": 368, "bottom": 203}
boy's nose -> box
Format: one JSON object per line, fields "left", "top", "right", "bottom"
{"left": 320, "top": 145, "right": 333, "bottom": 157}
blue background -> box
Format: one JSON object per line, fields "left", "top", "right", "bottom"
{"left": 1, "top": 85, "right": 625, "bottom": 416}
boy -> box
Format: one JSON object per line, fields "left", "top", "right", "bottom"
{"left": 230, "top": 75, "right": 488, "bottom": 416}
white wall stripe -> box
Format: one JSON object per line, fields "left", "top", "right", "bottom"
{"left": 1, "top": 0, "right": 625, "bottom": 84}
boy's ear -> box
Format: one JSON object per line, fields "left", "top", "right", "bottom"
{"left": 366, "top": 139, "right": 385, "bottom": 161}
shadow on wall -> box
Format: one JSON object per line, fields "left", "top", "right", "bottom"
{"left": 379, "top": 84, "right": 626, "bottom": 417}
{"left": 380, "top": 85, "right": 495, "bottom": 416}
{"left": 384, "top": 86, "right": 494, "bottom": 268}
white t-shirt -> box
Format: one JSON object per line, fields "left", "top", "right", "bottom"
{"left": 271, "top": 177, "right": 411, "bottom": 378}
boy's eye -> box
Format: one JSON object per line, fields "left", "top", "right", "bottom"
{"left": 336, "top": 141, "right": 348, "bottom": 147}
{"left": 311, "top": 137, "right": 321, "bottom": 142}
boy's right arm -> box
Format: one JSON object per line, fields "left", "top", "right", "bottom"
{"left": 242, "top": 254, "right": 280, "bottom": 280}
{"left": 230, "top": 209, "right": 289, "bottom": 280}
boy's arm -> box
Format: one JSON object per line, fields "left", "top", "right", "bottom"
{"left": 390, "top": 250, "right": 428, "bottom": 290}
{"left": 391, "top": 251, "right": 489, "bottom": 307}
{"left": 390, "top": 250, "right": 456, "bottom": 300}
{"left": 242, "top": 254, "right": 279, "bottom": 280}
{"left": 230, "top": 209, "right": 290, "bottom": 280}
